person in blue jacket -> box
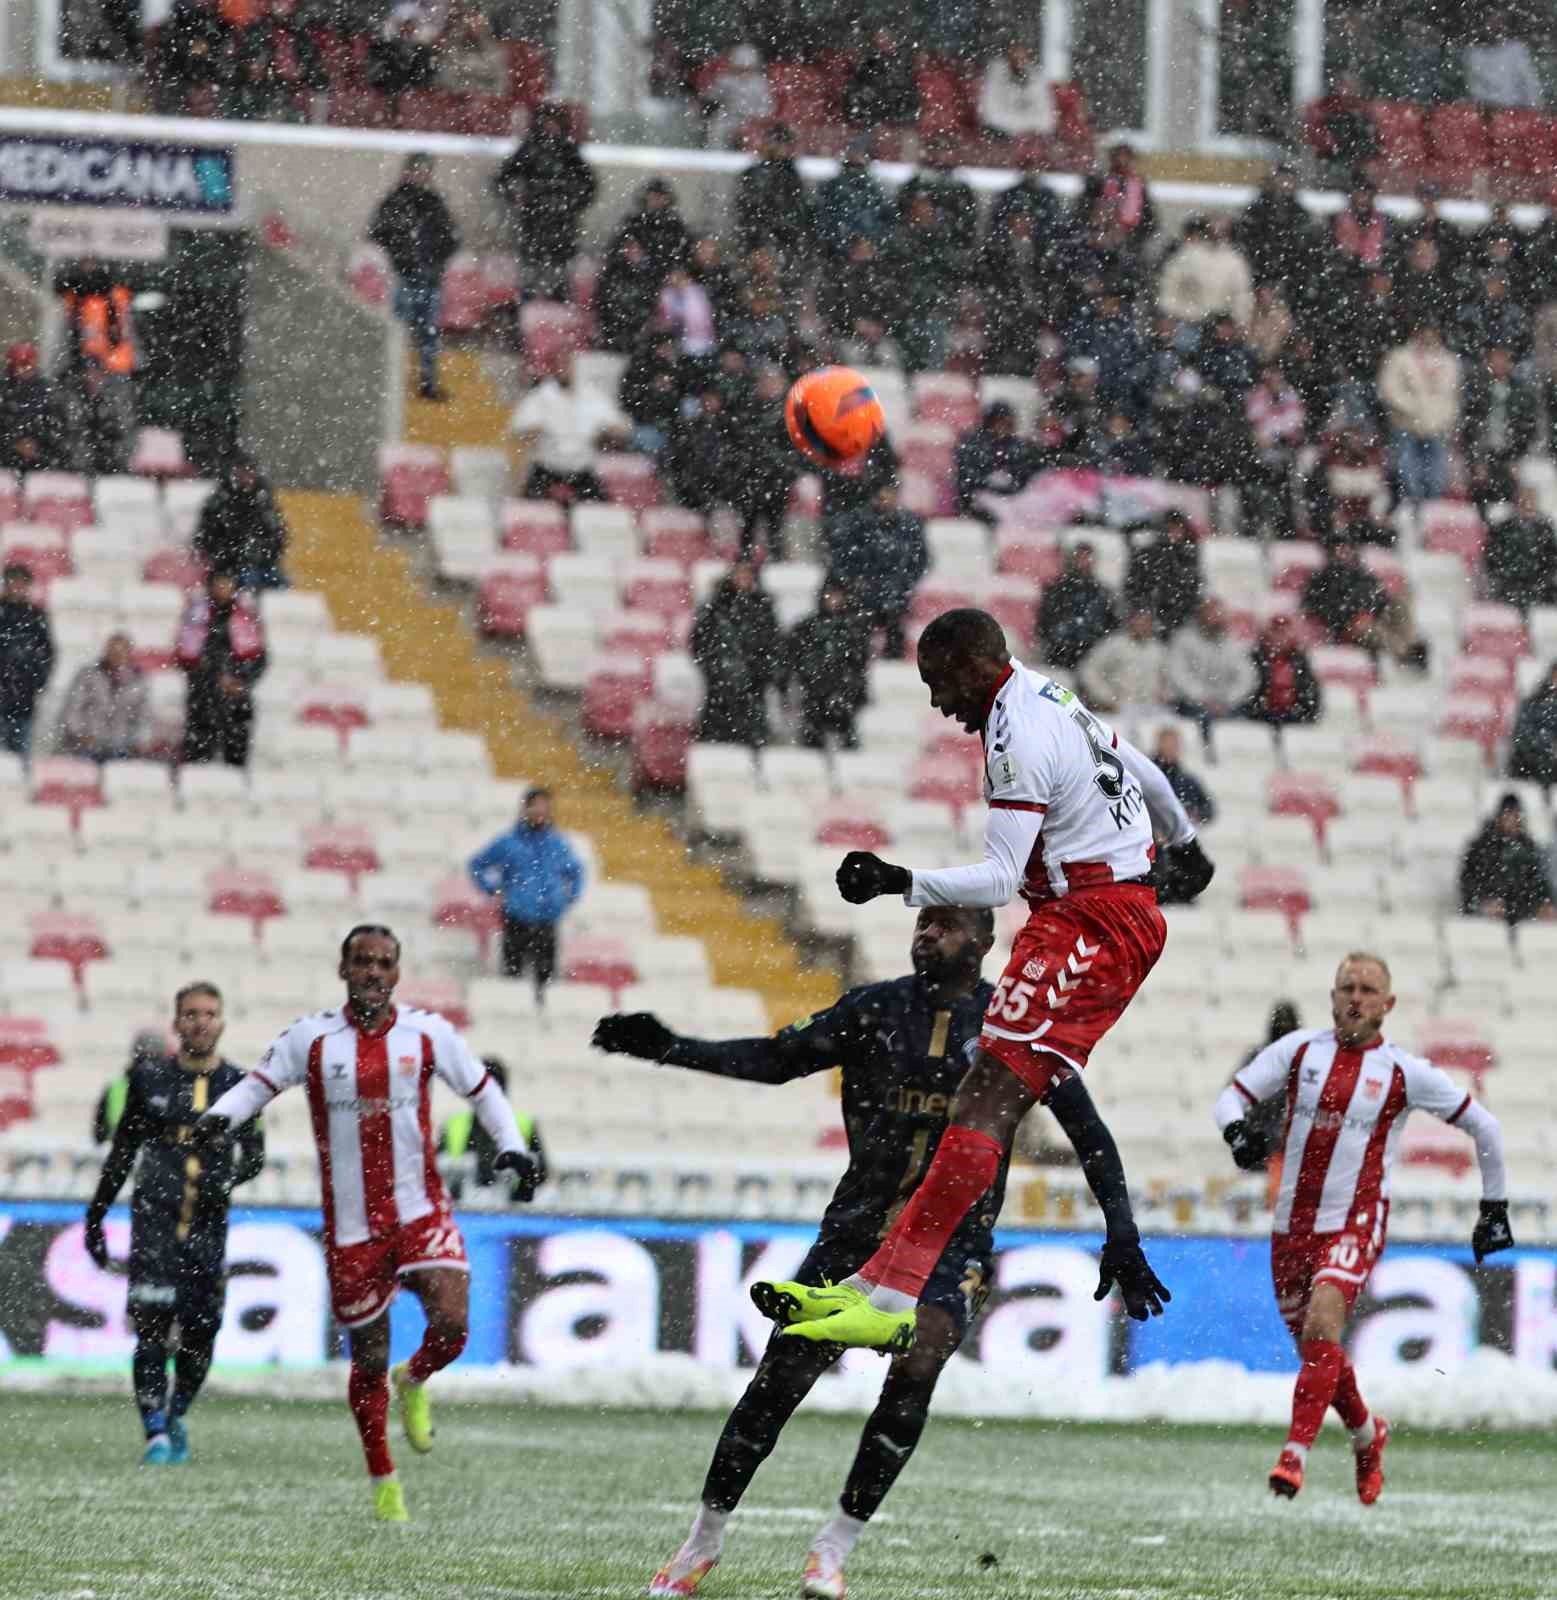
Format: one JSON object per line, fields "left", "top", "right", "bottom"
{"left": 468, "top": 787, "right": 584, "bottom": 1002}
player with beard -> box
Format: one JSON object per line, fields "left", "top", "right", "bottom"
{"left": 595, "top": 906, "right": 1004, "bottom": 1599}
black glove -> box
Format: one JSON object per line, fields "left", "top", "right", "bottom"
{"left": 189, "top": 1113, "right": 231, "bottom": 1151}
{"left": 1094, "top": 1231, "right": 1171, "bottom": 1321}
{"left": 1472, "top": 1200, "right": 1514, "bottom": 1264}
{"left": 84, "top": 1209, "right": 109, "bottom": 1270}
{"left": 592, "top": 1012, "right": 679, "bottom": 1063}
{"left": 1223, "top": 1119, "right": 1270, "bottom": 1173}
{"left": 1156, "top": 837, "right": 1216, "bottom": 901}
{"left": 494, "top": 1148, "right": 540, "bottom": 1203}
{"left": 836, "top": 851, "right": 912, "bottom": 905}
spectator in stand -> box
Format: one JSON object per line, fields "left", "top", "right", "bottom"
{"left": 1303, "top": 425, "right": 1391, "bottom": 546}
{"left": 843, "top": 27, "right": 919, "bottom": 138}
{"left": 176, "top": 569, "right": 265, "bottom": 767}
{"left": 58, "top": 631, "right": 148, "bottom": 762}
{"left": 1461, "top": 346, "right": 1539, "bottom": 514}
{"left": 63, "top": 364, "right": 129, "bottom": 477}
{"left": 1509, "top": 663, "right": 1557, "bottom": 785}
{"left": 193, "top": 454, "right": 287, "bottom": 590}
{"left": 1311, "top": 75, "right": 1377, "bottom": 176}
{"left": 978, "top": 41, "right": 1054, "bottom": 144}
{"left": 435, "top": 3, "right": 509, "bottom": 96}
{"left": 152, "top": 0, "right": 231, "bottom": 115}
{"left": 1037, "top": 541, "right": 1118, "bottom": 671}
{"left": 1247, "top": 283, "right": 1294, "bottom": 365}
{"left": 655, "top": 266, "right": 720, "bottom": 358}
{"left": 1332, "top": 176, "right": 1388, "bottom": 270}
{"left": 1179, "top": 314, "right": 1258, "bottom": 487}
{"left": 954, "top": 403, "right": 1043, "bottom": 524}
{"left": 509, "top": 359, "right": 628, "bottom": 504}
{"left": 733, "top": 364, "right": 799, "bottom": 561}
{"left": 989, "top": 143, "right": 1072, "bottom": 249}
{"left": 618, "top": 178, "right": 691, "bottom": 278}
{"left": 814, "top": 136, "right": 892, "bottom": 259}
{"left": 1151, "top": 724, "right": 1215, "bottom": 825}
{"left": 818, "top": 235, "right": 898, "bottom": 367}
{"left": 1097, "top": 409, "right": 1153, "bottom": 477}
{"left": 823, "top": 481, "right": 928, "bottom": 660}
{"left": 1395, "top": 182, "right": 1462, "bottom": 281}
{"left": 1459, "top": 792, "right": 1555, "bottom": 924}
{"left": 1167, "top": 598, "right": 1257, "bottom": 740}
{"left": 1080, "top": 608, "right": 1168, "bottom": 718}
{"left": 881, "top": 191, "right": 963, "bottom": 375}
{"left": 619, "top": 331, "right": 684, "bottom": 456}
{"left": 439, "top": 1058, "right": 546, "bottom": 1202}
{"left": 56, "top": 258, "right": 137, "bottom": 427}
{"left": 1485, "top": 486, "right": 1557, "bottom": 610}
{"left": 691, "top": 560, "right": 781, "bottom": 748}
{"left": 1237, "top": 161, "right": 1317, "bottom": 294}
{"left": 1391, "top": 235, "right": 1452, "bottom": 342}
{"left": 1124, "top": 511, "right": 1204, "bottom": 638}
{"left": 1455, "top": 268, "right": 1530, "bottom": 363}
{"left": 1050, "top": 358, "right": 1111, "bottom": 469}
{"left": 492, "top": 103, "right": 598, "bottom": 304}
{"left": 1464, "top": 9, "right": 1545, "bottom": 108}
{"left": 1066, "top": 277, "right": 1148, "bottom": 416}
{"left": 700, "top": 44, "right": 773, "bottom": 149}
{"left": 734, "top": 123, "right": 815, "bottom": 265}
{"left": 366, "top": 8, "right": 437, "bottom": 107}
{"left": 0, "top": 343, "right": 65, "bottom": 475}
{"left": 978, "top": 208, "right": 1057, "bottom": 376}
{"left": 785, "top": 581, "right": 871, "bottom": 751}
{"left": 1243, "top": 610, "right": 1321, "bottom": 727}
{"left": 1301, "top": 539, "right": 1428, "bottom": 670}
{"left": 93, "top": 1030, "right": 168, "bottom": 1146}
{"left": 597, "top": 236, "right": 666, "bottom": 352}
{"left": 368, "top": 154, "right": 459, "bottom": 402}
{"left": 1378, "top": 321, "right": 1461, "bottom": 505}
{"left": 1245, "top": 362, "right": 1306, "bottom": 536}
{"left": 667, "top": 383, "right": 743, "bottom": 520}
{"left": 0, "top": 563, "right": 54, "bottom": 757}
{"left": 1082, "top": 143, "right": 1156, "bottom": 245}
{"left": 1333, "top": 264, "right": 1402, "bottom": 403}
{"left": 898, "top": 136, "right": 980, "bottom": 256}
{"left": 1157, "top": 215, "right": 1254, "bottom": 333}
{"left": 468, "top": 787, "right": 584, "bottom": 1004}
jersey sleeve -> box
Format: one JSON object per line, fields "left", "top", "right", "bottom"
{"left": 985, "top": 702, "right": 1059, "bottom": 813}
{"left": 1400, "top": 1052, "right": 1474, "bottom": 1124}
{"left": 1214, "top": 1030, "right": 1307, "bottom": 1129}
{"left": 208, "top": 1019, "right": 309, "bottom": 1128}
{"left": 1114, "top": 732, "right": 1196, "bottom": 847}
{"left": 427, "top": 1016, "right": 489, "bottom": 1098}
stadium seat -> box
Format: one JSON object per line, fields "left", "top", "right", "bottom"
{"left": 572, "top": 505, "right": 641, "bottom": 562}
{"left": 641, "top": 508, "right": 712, "bottom": 566}
{"left": 380, "top": 444, "right": 451, "bottom": 529}
{"left": 527, "top": 605, "right": 598, "bottom": 688}
{"left": 595, "top": 455, "right": 661, "bottom": 512}
{"left": 476, "top": 557, "right": 548, "bottom": 638}
{"left": 520, "top": 302, "right": 590, "bottom": 380}
{"left": 581, "top": 654, "right": 653, "bottom": 739}
{"left": 500, "top": 499, "right": 572, "bottom": 557}
{"left": 1460, "top": 602, "right": 1527, "bottom": 663}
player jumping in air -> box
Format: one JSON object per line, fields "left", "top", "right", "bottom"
{"left": 85, "top": 982, "right": 266, "bottom": 1465}
{"left": 193, "top": 925, "right": 537, "bottom": 1522}
{"left": 597, "top": 906, "right": 1000, "bottom": 1599}
{"left": 1216, "top": 950, "right": 1512, "bottom": 1502}
{"left": 754, "top": 608, "right": 1215, "bottom": 1352}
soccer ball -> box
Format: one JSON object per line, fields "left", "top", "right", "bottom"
{"left": 784, "top": 366, "right": 886, "bottom": 469}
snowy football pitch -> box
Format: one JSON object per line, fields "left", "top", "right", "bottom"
{"left": 9, "top": 1393, "right": 1557, "bottom": 1598}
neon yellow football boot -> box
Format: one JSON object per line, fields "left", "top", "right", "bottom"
{"left": 777, "top": 1283, "right": 917, "bottom": 1354}
{"left": 750, "top": 1279, "right": 856, "bottom": 1326}
{"left": 391, "top": 1361, "right": 434, "bottom": 1454}
{"left": 373, "top": 1476, "right": 410, "bottom": 1522}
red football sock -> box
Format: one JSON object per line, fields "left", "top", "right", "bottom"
{"left": 406, "top": 1324, "right": 467, "bottom": 1385}
{"left": 1287, "top": 1338, "right": 1344, "bottom": 1452}
{"left": 348, "top": 1362, "right": 394, "bottom": 1479}
{"left": 1330, "top": 1355, "right": 1370, "bottom": 1432}
{"left": 854, "top": 1125, "right": 1003, "bottom": 1299}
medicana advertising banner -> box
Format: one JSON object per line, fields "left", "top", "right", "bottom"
{"left": 4, "top": 1204, "right": 1557, "bottom": 1384}
{"left": 0, "top": 133, "right": 235, "bottom": 215}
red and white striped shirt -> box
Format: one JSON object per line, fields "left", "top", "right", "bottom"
{"left": 212, "top": 1006, "right": 515, "bottom": 1248}
{"left": 1218, "top": 1027, "right": 1503, "bottom": 1237}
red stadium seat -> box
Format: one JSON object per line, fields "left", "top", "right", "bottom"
{"left": 1238, "top": 866, "right": 1312, "bottom": 931}
{"left": 1359, "top": 547, "right": 1407, "bottom": 597}
{"left": 1420, "top": 501, "right": 1486, "bottom": 567}
{"left": 303, "top": 824, "right": 381, "bottom": 890}
{"left": 28, "top": 913, "right": 109, "bottom": 983}
{"left": 1268, "top": 771, "right": 1342, "bottom": 845}
{"left": 500, "top": 500, "right": 571, "bottom": 557}
{"left": 398, "top": 975, "right": 470, "bottom": 1030}
{"left": 300, "top": 692, "right": 371, "bottom": 746}
{"left": 631, "top": 701, "right": 692, "bottom": 791}
{"left": 564, "top": 937, "right": 637, "bottom": 994}
{"left": 621, "top": 562, "right": 692, "bottom": 620}
{"left": 0, "top": 1016, "right": 60, "bottom": 1073}
{"left": 596, "top": 453, "right": 661, "bottom": 511}
{"left": 1447, "top": 655, "right": 1515, "bottom": 703}
{"left": 439, "top": 253, "right": 490, "bottom": 332}
{"left": 899, "top": 470, "right": 939, "bottom": 517}
{"left": 581, "top": 655, "right": 653, "bottom": 739}
{"left": 601, "top": 610, "right": 676, "bottom": 660}
{"left": 1272, "top": 544, "right": 1325, "bottom": 592}
{"left": 1426, "top": 103, "right": 1490, "bottom": 189}
{"left": 995, "top": 534, "right": 1063, "bottom": 585}
{"left": 915, "top": 63, "right": 973, "bottom": 138}
{"left": 1487, "top": 108, "right": 1552, "bottom": 184}
{"left": 462, "top": 94, "right": 516, "bottom": 138}
{"left": 910, "top": 582, "right": 979, "bottom": 623}
{"left": 4, "top": 542, "right": 73, "bottom": 585}
{"left": 506, "top": 40, "right": 550, "bottom": 109}
{"left": 641, "top": 509, "right": 712, "bottom": 567}
{"left": 142, "top": 548, "right": 204, "bottom": 589}
{"left": 347, "top": 244, "right": 391, "bottom": 306}
{"left": 0, "top": 471, "right": 21, "bottom": 521}
{"left": 1308, "top": 644, "right": 1376, "bottom": 699}
{"left": 476, "top": 559, "right": 548, "bottom": 639}
{"left": 898, "top": 424, "right": 955, "bottom": 492}
{"left": 1368, "top": 100, "right": 1428, "bottom": 177}
{"left": 1415, "top": 1017, "right": 1495, "bottom": 1082}
{"left": 815, "top": 806, "right": 890, "bottom": 852}
{"left": 1050, "top": 81, "right": 1092, "bottom": 163}
{"left": 327, "top": 88, "right": 391, "bottom": 129}
{"left": 129, "top": 427, "right": 192, "bottom": 479}
{"left": 1352, "top": 734, "right": 1422, "bottom": 790}
{"left": 770, "top": 63, "right": 838, "bottom": 129}
{"left": 1398, "top": 1114, "right": 1473, "bottom": 1176}
{"left": 380, "top": 444, "right": 450, "bottom": 530}
{"left": 1460, "top": 602, "right": 1527, "bottom": 662}
{"left": 983, "top": 584, "right": 1038, "bottom": 651}
{"left": 1436, "top": 693, "right": 1507, "bottom": 762}
{"left": 23, "top": 473, "right": 94, "bottom": 534}
{"left": 520, "top": 303, "right": 590, "bottom": 381}
{"left": 788, "top": 475, "right": 822, "bottom": 521}
{"left": 909, "top": 749, "right": 983, "bottom": 813}
{"left": 431, "top": 876, "right": 502, "bottom": 961}
{"left": 207, "top": 868, "right": 284, "bottom": 926}
{"left": 31, "top": 757, "right": 102, "bottom": 823}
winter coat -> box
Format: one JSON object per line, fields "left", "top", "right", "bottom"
{"left": 1157, "top": 239, "right": 1255, "bottom": 329}
{"left": 978, "top": 59, "right": 1054, "bottom": 137}
{"left": 1301, "top": 560, "right": 1388, "bottom": 642}
{"left": 691, "top": 582, "right": 781, "bottom": 747}
{"left": 1166, "top": 625, "right": 1258, "bottom": 711}
{"left": 786, "top": 609, "right": 871, "bottom": 723}
{"left": 59, "top": 659, "right": 148, "bottom": 758}
{"left": 1485, "top": 517, "right": 1557, "bottom": 610}
{"left": 1123, "top": 534, "right": 1204, "bottom": 636}
{"left": 881, "top": 215, "right": 965, "bottom": 331}
{"left": 1155, "top": 758, "right": 1216, "bottom": 825}
{"left": 175, "top": 594, "right": 266, "bottom": 681}
{"left": 367, "top": 180, "right": 459, "bottom": 284}
{"left": 0, "top": 598, "right": 54, "bottom": 717}
{"left": 194, "top": 479, "right": 287, "bottom": 579}
{"left": 597, "top": 245, "right": 668, "bottom": 351}
{"left": 814, "top": 166, "right": 893, "bottom": 257}
{"left": 1460, "top": 370, "right": 1540, "bottom": 462}
{"left": 843, "top": 48, "right": 919, "bottom": 128}
{"left": 0, "top": 374, "right": 65, "bottom": 471}
{"left": 468, "top": 824, "right": 584, "bottom": 924}
{"left": 818, "top": 251, "right": 897, "bottom": 341}
{"left": 1037, "top": 572, "right": 1119, "bottom": 670}
{"left": 1378, "top": 341, "right": 1461, "bottom": 439}
{"left": 822, "top": 505, "right": 929, "bottom": 617}
{"left": 1079, "top": 632, "right": 1168, "bottom": 712}
{"left": 1245, "top": 642, "right": 1322, "bottom": 725}
{"left": 895, "top": 172, "right": 979, "bottom": 255}
{"left": 734, "top": 157, "right": 815, "bottom": 259}
{"left": 617, "top": 198, "right": 691, "bottom": 277}
{"left": 493, "top": 130, "right": 598, "bottom": 266}
{"left": 954, "top": 429, "right": 1045, "bottom": 518}
{"left": 618, "top": 345, "right": 685, "bottom": 433}
{"left": 1459, "top": 821, "right": 1553, "bottom": 923}
{"left": 1065, "top": 310, "right": 1149, "bottom": 413}
{"left": 1509, "top": 688, "right": 1557, "bottom": 786}
{"left": 668, "top": 406, "right": 744, "bottom": 511}
{"left": 1237, "top": 189, "right": 1318, "bottom": 292}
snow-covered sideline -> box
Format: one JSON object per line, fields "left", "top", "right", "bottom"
{"left": 10, "top": 1346, "right": 1557, "bottom": 1432}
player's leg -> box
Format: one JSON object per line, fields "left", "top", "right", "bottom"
{"left": 127, "top": 1292, "right": 176, "bottom": 1463}
{"left": 500, "top": 913, "right": 528, "bottom": 981}
{"left": 166, "top": 1261, "right": 227, "bottom": 1463}
{"left": 802, "top": 1306, "right": 961, "bottom": 1600}
{"left": 650, "top": 1335, "right": 840, "bottom": 1598}
{"left": 393, "top": 1263, "right": 470, "bottom": 1454}
{"left": 347, "top": 1312, "right": 408, "bottom": 1520}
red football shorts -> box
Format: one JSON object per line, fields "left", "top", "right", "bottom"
{"left": 326, "top": 1205, "right": 469, "bottom": 1329}
{"left": 979, "top": 883, "right": 1166, "bottom": 1098}
{"left": 1270, "top": 1209, "right": 1386, "bottom": 1337}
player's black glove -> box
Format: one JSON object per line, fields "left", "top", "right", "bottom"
{"left": 1472, "top": 1200, "right": 1514, "bottom": 1263}
{"left": 189, "top": 1113, "right": 231, "bottom": 1151}
{"left": 836, "top": 851, "right": 912, "bottom": 905}
{"left": 494, "top": 1148, "right": 540, "bottom": 1203}
{"left": 1223, "top": 1119, "right": 1270, "bottom": 1172}
{"left": 83, "top": 1208, "right": 109, "bottom": 1270}
{"left": 592, "top": 1012, "right": 679, "bottom": 1063}
{"left": 1155, "top": 837, "right": 1216, "bottom": 901}
{"left": 1095, "top": 1230, "right": 1171, "bottom": 1321}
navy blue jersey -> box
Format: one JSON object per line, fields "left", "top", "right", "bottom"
{"left": 666, "top": 973, "right": 1003, "bottom": 1262}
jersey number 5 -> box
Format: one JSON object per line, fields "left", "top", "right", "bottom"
{"left": 1072, "top": 706, "right": 1126, "bottom": 800}
{"left": 992, "top": 977, "right": 1036, "bottom": 1021}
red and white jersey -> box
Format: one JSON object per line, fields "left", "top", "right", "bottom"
{"left": 980, "top": 661, "right": 1156, "bottom": 902}
{"left": 1229, "top": 1028, "right": 1475, "bottom": 1236}
{"left": 249, "top": 1006, "right": 492, "bottom": 1248}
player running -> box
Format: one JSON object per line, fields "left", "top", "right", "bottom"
{"left": 85, "top": 982, "right": 265, "bottom": 1465}
{"left": 754, "top": 608, "right": 1215, "bottom": 1352}
{"left": 1217, "top": 950, "right": 1512, "bottom": 1502}
{"left": 596, "top": 906, "right": 999, "bottom": 1599}
{"left": 192, "top": 925, "right": 537, "bottom": 1522}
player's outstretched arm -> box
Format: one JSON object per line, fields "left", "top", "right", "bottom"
{"left": 1115, "top": 733, "right": 1216, "bottom": 900}
{"left": 883, "top": 805, "right": 1043, "bottom": 911}
{"left": 84, "top": 1078, "right": 150, "bottom": 1268}
{"left": 1455, "top": 1100, "right": 1513, "bottom": 1262}
{"left": 1045, "top": 1073, "right": 1170, "bottom": 1320}
{"left": 592, "top": 1010, "right": 831, "bottom": 1085}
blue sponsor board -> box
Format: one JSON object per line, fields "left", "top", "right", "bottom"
{"left": 0, "top": 134, "right": 235, "bottom": 214}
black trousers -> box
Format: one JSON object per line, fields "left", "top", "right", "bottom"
{"left": 183, "top": 679, "right": 253, "bottom": 766}
{"left": 502, "top": 917, "right": 557, "bottom": 992}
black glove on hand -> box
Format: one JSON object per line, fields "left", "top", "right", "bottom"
{"left": 836, "top": 851, "right": 912, "bottom": 905}
{"left": 1472, "top": 1199, "right": 1514, "bottom": 1263}
{"left": 1095, "top": 1231, "right": 1171, "bottom": 1321}
{"left": 1223, "top": 1119, "right": 1270, "bottom": 1173}
{"left": 84, "top": 1209, "right": 109, "bottom": 1270}
{"left": 189, "top": 1113, "right": 231, "bottom": 1152}
{"left": 1159, "top": 837, "right": 1216, "bottom": 901}
{"left": 494, "top": 1148, "right": 540, "bottom": 1203}
{"left": 592, "top": 1012, "right": 679, "bottom": 1062}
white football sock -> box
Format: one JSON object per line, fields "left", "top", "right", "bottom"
{"left": 1282, "top": 1440, "right": 1309, "bottom": 1464}
{"left": 1351, "top": 1415, "right": 1376, "bottom": 1450}
{"left": 812, "top": 1507, "right": 867, "bottom": 1560}
{"left": 686, "top": 1503, "right": 728, "bottom": 1555}
{"left": 842, "top": 1272, "right": 914, "bottom": 1314}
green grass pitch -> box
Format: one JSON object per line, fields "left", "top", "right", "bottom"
{"left": 7, "top": 1392, "right": 1557, "bottom": 1598}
